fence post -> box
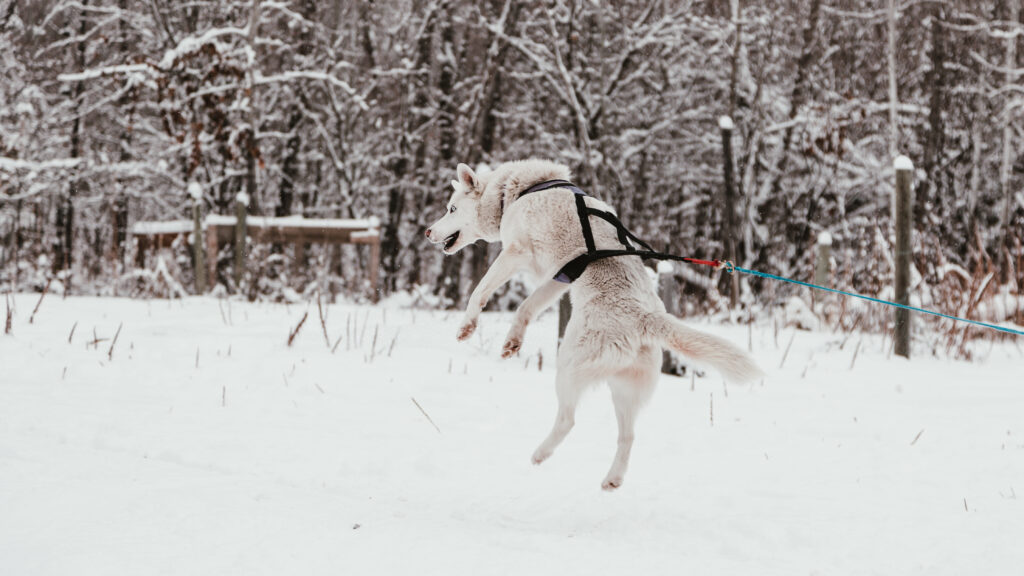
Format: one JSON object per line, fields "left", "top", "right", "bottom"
{"left": 557, "top": 293, "right": 571, "bottom": 350}
{"left": 369, "top": 217, "right": 381, "bottom": 302}
{"left": 893, "top": 155, "right": 914, "bottom": 358}
{"left": 719, "top": 115, "right": 740, "bottom": 310}
{"left": 234, "top": 192, "right": 249, "bottom": 289}
{"left": 189, "top": 182, "right": 206, "bottom": 294}
{"left": 657, "top": 261, "right": 680, "bottom": 374}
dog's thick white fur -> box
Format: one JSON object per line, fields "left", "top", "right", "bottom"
{"left": 426, "top": 159, "right": 763, "bottom": 490}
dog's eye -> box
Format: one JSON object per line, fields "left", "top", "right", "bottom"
{"left": 448, "top": 205, "right": 456, "bottom": 214}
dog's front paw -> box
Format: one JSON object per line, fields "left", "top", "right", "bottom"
{"left": 501, "top": 336, "right": 522, "bottom": 359}
{"left": 456, "top": 319, "right": 477, "bottom": 341}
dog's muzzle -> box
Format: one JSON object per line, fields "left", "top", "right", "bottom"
{"left": 442, "top": 231, "right": 460, "bottom": 251}
{"left": 426, "top": 228, "right": 460, "bottom": 252}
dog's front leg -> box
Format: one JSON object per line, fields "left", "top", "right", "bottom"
{"left": 456, "top": 248, "right": 524, "bottom": 341}
{"left": 501, "top": 279, "right": 570, "bottom": 358}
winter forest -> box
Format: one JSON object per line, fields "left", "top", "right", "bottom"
{"left": 2, "top": 0, "right": 1023, "bottom": 327}
{"left": 5, "top": 2, "right": 1024, "bottom": 571}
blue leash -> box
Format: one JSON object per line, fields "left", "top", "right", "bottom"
{"left": 515, "top": 179, "right": 1022, "bottom": 338}
{"left": 721, "top": 262, "right": 1024, "bottom": 337}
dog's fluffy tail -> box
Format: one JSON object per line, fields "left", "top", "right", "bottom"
{"left": 649, "top": 313, "right": 764, "bottom": 383}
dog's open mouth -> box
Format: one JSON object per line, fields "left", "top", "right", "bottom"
{"left": 443, "top": 231, "right": 460, "bottom": 252}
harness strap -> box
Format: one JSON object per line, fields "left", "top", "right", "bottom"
{"left": 575, "top": 194, "right": 597, "bottom": 253}
{"left": 515, "top": 179, "right": 693, "bottom": 284}
{"left": 587, "top": 210, "right": 655, "bottom": 252}
{"left": 519, "top": 179, "right": 585, "bottom": 198}
{"left": 555, "top": 250, "right": 722, "bottom": 283}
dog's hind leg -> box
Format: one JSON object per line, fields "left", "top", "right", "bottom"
{"left": 531, "top": 359, "right": 598, "bottom": 466}
{"left": 601, "top": 349, "right": 659, "bottom": 491}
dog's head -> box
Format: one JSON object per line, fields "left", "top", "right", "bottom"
{"left": 425, "top": 163, "right": 490, "bottom": 255}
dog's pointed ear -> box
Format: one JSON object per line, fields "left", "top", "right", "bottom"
{"left": 451, "top": 179, "right": 461, "bottom": 190}
{"left": 456, "top": 163, "right": 478, "bottom": 191}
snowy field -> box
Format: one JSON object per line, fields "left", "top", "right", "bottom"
{"left": 1, "top": 294, "right": 1022, "bottom": 575}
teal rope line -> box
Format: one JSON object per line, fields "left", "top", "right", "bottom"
{"left": 730, "top": 265, "right": 1024, "bottom": 337}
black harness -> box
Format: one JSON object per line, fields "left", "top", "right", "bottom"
{"left": 515, "top": 179, "right": 719, "bottom": 283}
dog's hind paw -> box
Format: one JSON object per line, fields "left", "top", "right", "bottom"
{"left": 601, "top": 476, "right": 624, "bottom": 491}
{"left": 501, "top": 337, "right": 521, "bottom": 358}
{"left": 531, "top": 447, "right": 551, "bottom": 465}
{"left": 456, "top": 319, "right": 477, "bottom": 341}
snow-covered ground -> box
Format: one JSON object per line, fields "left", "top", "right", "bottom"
{"left": 1, "top": 294, "right": 1022, "bottom": 575}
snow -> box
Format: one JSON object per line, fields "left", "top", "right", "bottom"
{"left": 817, "top": 231, "right": 833, "bottom": 246}
{"left": 894, "top": 155, "right": 914, "bottom": 171}
{"left": 188, "top": 181, "right": 203, "bottom": 201}
{"left": 783, "top": 295, "right": 819, "bottom": 330}
{"left": 130, "top": 216, "right": 380, "bottom": 236}
{"left": 0, "top": 157, "right": 82, "bottom": 171}
{"left": 2, "top": 296, "right": 1023, "bottom": 575}
{"left": 236, "top": 191, "right": 250, "bottom": 207}
{"left": 130, "top": 220, "right": 193, "bottom": 235}
{"left": 57, "top": 64, "right": 153, "bottom": 83}
{"left": 204, "top": 214, "right": 379, "bottom": 230}
{"left": 159, "top": 27, "right": 249, "bottom": 69}
{"left": 718, "top": 115, "right": 735, "bottom": 130}
{"left": 656, "top": 260, "right": 674, "bottom": 275}
{"left": 254, "top": 71, "right": 368, "bottom": 110}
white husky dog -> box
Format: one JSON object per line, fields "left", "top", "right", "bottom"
{"left": 426, "top": 159, "right": 762, "bottom": 490}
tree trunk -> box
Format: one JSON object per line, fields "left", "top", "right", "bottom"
{"left": 767, "top": 0, "right": 821, "bottom": 200}
{"left": 277, "top": 110, "right": 302, "bottom": 218}
{"left": 55, "top": 0, "right": 90, "bottom": 290}
{"left": 721, "top": 119, "right": 739, "bottom": 309}
{"left": 468, "top": 0, "right": 522, "bottom": 303}
{"left": 435, "top": 2, "right": 463, "bottom": 306}
{"left": 922, "top": 3, "right": 946, "bottom": 227}
{"left": 111, "top": 0, "right": 131, "bottom": 266}
{"left": 887, "top": 0, "right": 900, "bottom": 159}
{"left": 998, "top": 0, "right": 1019, "bottom": 284}
{"left": 244, "top": 0, "right": 262, "bottom": 216}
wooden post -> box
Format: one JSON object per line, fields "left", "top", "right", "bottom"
{"left": 893, "top": 156, "right": 914, "bottom": 358}
{"left": 814, "top": 231, "right": 832, "bottom": 311}
{"left": 234, "top": 192, "right": 248, "bottom": 289}
{"left": 205, "top": 218, "right": 218, "bottom": 292}
{"left": 815, "top": 232, "right": 832, "bottom": 286}
{"left": 135, "top": 236, "right": 148, "bottom": 269}
{"left": 558, "top": 293, "right": 571, "bottom": 350}
{"left": 190, "top": 182, "right": 206, "bottom": 294}
{"left": 720, "top": 115, "right": 740, "bottom": 309}
{"left": 369, "top": 235, "right": 381, "bottom": 302}
{"left": 658, "top": 261, "right": 679, "bottom": 374}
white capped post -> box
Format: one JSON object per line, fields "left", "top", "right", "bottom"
{"left": 233, "top": 191, "right": 249, "bottom": 289}
{"left": 893, "top": 155, "right": 914, "bottom": 358}
{"left": 190, "top": 182, "right": 207, "bottom": 293}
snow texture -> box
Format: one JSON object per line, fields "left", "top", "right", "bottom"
{"left": 817, "top": 231, "right": 833, "bottom": 246}
{"left": 718, "top": 115, "right": 735, "bottom": 130}
{"left": 2, "top": 296, "right": 1022, "bottom": 575}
